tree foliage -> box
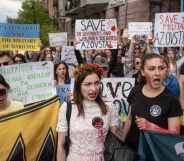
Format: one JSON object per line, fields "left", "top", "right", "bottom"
{"left": 7, "top": 0, "right": 57, "bottom": 47}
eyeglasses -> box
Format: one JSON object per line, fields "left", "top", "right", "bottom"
{"left": 0, "top": 62, "right": 9, "bottom": 67}
{"left": 0, "top": 89, "right": 7, "bottom": 96}
{"left": 82, "top": 81, "right": 101, "bottom": 88}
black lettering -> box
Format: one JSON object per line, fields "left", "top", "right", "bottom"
{"left": 172, "top": 31, "right": 178, "bottom": 45}
{"left": 106, "top": 82, "right": 121, "bottom": 98}
{"left": 101, "top": 19, "right": 106, "bottom": 31}
{"left": 81, "top": 20, "right": 87, "bottom": 31}
{"left": 165, "top": 32, "right": 171, "bottom": 45}
{"left": 159, "top": 32, "right": 164, "bottom": 45}
{"left": 87, "top": 20, "right": 95, "bottom": 31}
{"left": 100, "top": 82, "right": 107, "bottom": 97}
{"left": 122, "top": 81, "right": 133, "bottom": 98}
{"left": 91, "top": 20, "right": 100, "bottom": 31}
{"left": 81, "top": 41, "right": 86, "bottom": 49}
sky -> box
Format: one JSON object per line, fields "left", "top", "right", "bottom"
{"left": 0, "top": 0, "right": 22, "bottom": 23}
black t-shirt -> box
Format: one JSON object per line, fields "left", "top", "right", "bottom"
{"left": 126, "top": 85, "right": 182, "bottom": 151}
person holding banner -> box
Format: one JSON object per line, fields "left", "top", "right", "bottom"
{"left": 132, "top": 56, "right": 142, "bottom": 85}
{"left": 13, "top": 54, "right": 27, "bottom": 64}
{"left": 54, "top": 61, "right": 71, "bottom": 85}
{"left": 122, "top": 53, "right": 182, "bottom": 156}
{"left": 0, "top": 74, "right": 24, "bottom": 116}
{"left": 56, "top": 64, "right": 119, "bottom": 161}
{"left": 44, "top": 52, "right": 54, "bottom": 62}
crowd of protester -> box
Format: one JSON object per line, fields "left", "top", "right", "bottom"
{"left": 0, "top": 35, "right": 184, "bottom": 161}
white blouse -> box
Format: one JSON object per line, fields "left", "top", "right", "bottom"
{"left": 56, "top": 100, "right": 119, "bottom": 161}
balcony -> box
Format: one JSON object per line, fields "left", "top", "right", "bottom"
{"left": 65, "top": 0, "right": 109, "bottom": 15}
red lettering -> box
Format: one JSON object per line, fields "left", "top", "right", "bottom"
{"left": 173, "top": 15, "right": 179, "bottom": 24}
{"left": 164, "top": 15, "right": 178, "bottom": 24}
{"left": 160, "top": 15, "right": 164, "bottom": 24}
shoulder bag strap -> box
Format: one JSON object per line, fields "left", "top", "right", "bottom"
{"left": 66, "top": 101, "right": 72, "bottom": 136}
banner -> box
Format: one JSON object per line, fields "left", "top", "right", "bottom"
{"left": 75, "top": 19, "right": 118, "bottom": 50}
{"left": 0, "top": 96, "right": 60, "bottom": 161}
{"left": 61, "top": 46, "right": 78, "bottom": 65}
{"left": 128, "top": 22, "right": 152, "bottom": 37}
{"left": 0, "top": 37, "right": 40, "bottom": 51}
{"left": 0, "top": 23, "right": 40, "bottom": 51}
{"left": 0, "top": 61, "right": 56, "bottom": 105}
{"left": 101, "top": 78, "right": 135, "bottom": 123}
{"left": 139, "top": 131, "right": 184, "bottom": 161}
{"left": 154, "top": 12, "right": 184, "bottom": 47}
{"left": 48, "top": 32, "right": 67, "bottom": 47}
{"left": 0, "top": 23, "right": 40, "bottom": 38}
{"left": 56, "top": 84, "right": 71, "bottom": 103}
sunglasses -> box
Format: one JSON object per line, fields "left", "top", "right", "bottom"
{"left": 0, "top": 89, "right": 7, "bottom": 96}
{"left": 0, "top": 62, "right": 9, "bottom": 67}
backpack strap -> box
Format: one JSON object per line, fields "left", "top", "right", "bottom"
{"left": 66, "top": 101, "right": 72, "bottom": 136}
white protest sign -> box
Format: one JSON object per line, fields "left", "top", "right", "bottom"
{"left": 75, "top": 19, "right": 118, "bottom": 50}
{"left": 48, "top": 32, "right": 67, "bottom": 47}
{"left": 0, "top": 61, "right": 56, "bottom": 105}
{"left": 101, "top": 77, "right": 135, "bottom": 116}
{"left": 61, "top": 46, "right": 78, "bottom": 65}
{"left": 128, "top": 22, "right": 152, "bottom": 37}
{"left": 154, "top": 12, "right": 184, "bottom": 47}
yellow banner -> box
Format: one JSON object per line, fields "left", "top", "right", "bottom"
{"left": 0, "top": 37, "right": 40, "bottom": 51}
{"left": 0, "top": 97, "right": 60, "bottom": 161}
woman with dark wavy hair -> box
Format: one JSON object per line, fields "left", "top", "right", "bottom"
{"left": 54, "top": 61, "right": 71, "bottom": 85}
{"left": 13, "top": 54, "right": 26, "bottom": 64}
{"left": 56, "top": 64, "right": 120, "bottom": 161}
{"left": 123, "top": 53, "right": 182, "bottom": 156}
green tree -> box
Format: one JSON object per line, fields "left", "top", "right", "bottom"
{"left": 7, "top": 0, "right": 57, "bottom": 47}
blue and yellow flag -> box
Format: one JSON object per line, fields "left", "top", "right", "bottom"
{"left": 0, "top": 23, "right": 40, "bottom": 51}
{"left": 0, "top": 96, "right": 60, "bottom": 161}
{"left": 139, "top": 131, "right": 184, "bottom": 161}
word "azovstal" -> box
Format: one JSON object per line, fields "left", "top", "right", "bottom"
{"left": 155, "top": 31, "right": 184, "bottom": 46}
{"left": 81, "top": 40, "right": 112, "bottom": 49}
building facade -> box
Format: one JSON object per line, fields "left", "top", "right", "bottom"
{"left": 42, "top": 0, "right": 58, "bottom": 18}
{"left": 42, "top": 0, "right": 181, "bottom": 43}
{"left": 106, "top": 0, "right": 180, "bottom": 35}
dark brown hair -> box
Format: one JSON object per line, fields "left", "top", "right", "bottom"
{"left": 139, "top": 53, "right": 168, "bottom": 85}
{"left": 0, "top": 74, "right": 10, "bottom": 89}
{"left": 141, "top": 53, "right": 168, "bottom": 70}
{"left": 13, "top": 54, "right": 26, "bottom": 63}
{"left": 73, "top": 69, "right": 107, "bottom": 117}
{"left": 54, "top": 61, "right": 70, "bottom": 84}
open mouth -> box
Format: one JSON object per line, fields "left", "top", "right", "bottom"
{"left": 153, "top": 78, "right": 161, "bottom": 82}
{"left": 88, "top": 93, "right": 97, "bottom": 99}
{"left": 152, "top": 78, "right": 161, "bottom": 85}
